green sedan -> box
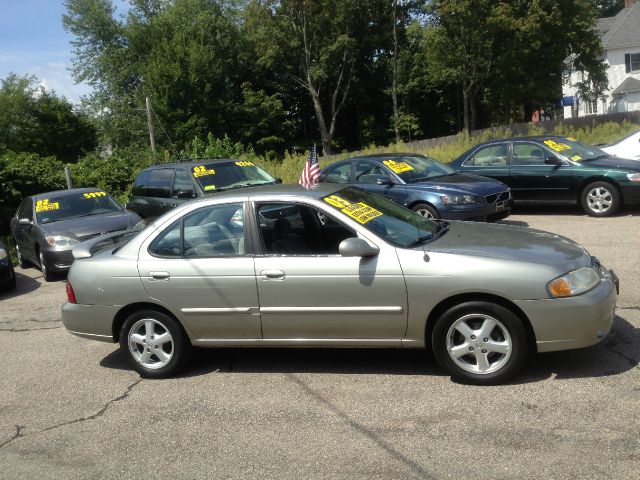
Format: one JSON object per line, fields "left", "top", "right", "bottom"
{"left": 450, "top": 136, "right": 640, "bottom": 216}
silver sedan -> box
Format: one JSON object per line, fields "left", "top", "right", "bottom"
{"left": 61, "top": 184, "right": 618, "bottom": 384}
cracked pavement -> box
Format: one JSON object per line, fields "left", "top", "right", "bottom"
{"left": 0, "top": 207, "right": 639, "bottom": 479}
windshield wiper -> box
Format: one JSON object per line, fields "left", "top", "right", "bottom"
{"left": 406, "top": 234, "right": 434, "bottom": 248}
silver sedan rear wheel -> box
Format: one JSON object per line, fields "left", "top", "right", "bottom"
{"left": 119, "top": 310, "right": 190, "bottom": 378}
{"left": 128, "top": 318, "right": 174, "bottom": 369}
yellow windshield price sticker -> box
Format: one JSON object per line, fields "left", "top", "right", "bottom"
{"left": 83, "top": 191, "right": 107, "bottom": 199}
{"left": 383, "top": 159, "right": 414, "bottom": 173}
{"left": 193, "top": 166, "right": 215, "bottom": 177}
{"left": 36, "top": 199, "right": 59, "bottom": 212}
{"left": 204, "top": 185, "right": 216, "bottom": 191}
{"left": 544, "top": 140, "right": 571, "bottom": 152}
{"left": 323, "top": 195, "right": 383, "bottom": 224}
{"left": 235, "top": 161, "right": 254, "bottom": 167}
{"left": 571, "top": 155, "right": 582, "bottom": 161}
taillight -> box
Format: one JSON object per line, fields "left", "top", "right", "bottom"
{"left": 66, "top": 281, "right": 77, "bottom": 304}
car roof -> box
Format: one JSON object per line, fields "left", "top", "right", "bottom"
{"left": 470, "top": 136, "right": 568, "bottom": 147}
{"left": 344, "top": 152, "right": 429, "bottom": 161}
{"left": 218, "top": 183, "right": 346, "bottom": 200}
{"left": 31, "top": 187, "right": 106, "bottom": 201}
{"left": 139, "top": 158, "right": 241, "bottom": 171}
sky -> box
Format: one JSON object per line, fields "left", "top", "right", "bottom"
{"left": 0, "top": 0, "right": 129, "bottom": 103}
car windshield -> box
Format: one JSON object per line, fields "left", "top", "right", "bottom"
{"left": 381, "top": 155, "right": 455, "bottom": 182}
{"left": 192, "top": 161, "right": 276, "bottom": 192}
{"left": 541, "top": 138, "right": 608, "bottom": 162}
{"left": 321, "top": 187, "right": 440, "bottom": 248}
{"left": 35, "top": 191, "right": 123, "bottom": 224}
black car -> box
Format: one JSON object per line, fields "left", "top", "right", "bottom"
{"left": 0, "top": 241, "right": 16, "bottom": 291}
{"left": 127, "top": 159, "right": 280, "bottom": 220}
{"left": 450, "top": 136, "right": 640, "bottom": 216}
{"left": 320, "top": 153, "right": 511, "bottom": 221}
{"left": 10, "top": 188, "right": 143, "bottom": 281}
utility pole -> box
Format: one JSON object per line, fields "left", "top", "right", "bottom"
{"left": 145, "top": 96, "right": 158, "bottom": 163}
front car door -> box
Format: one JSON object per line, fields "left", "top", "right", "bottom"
{"left": 354, "top": 160, "right": 407, "bottom": 205}
{"left": 509, "top": 141, "right": 575, "bottom": 202}
{"left": 137, "top": 201, "right": 262, "bottom": 341}
{"left": 12, "top": 198, "right": 36, "bottom": 262}
{"left": 251, "top": 199, "right": 407, "bottom": 343}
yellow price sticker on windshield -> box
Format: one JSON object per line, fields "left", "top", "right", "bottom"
{"left": 383, "top": 159, "right": 414, "bottom": 173}
{"left": 571, "top": 155, "right": 582, "bottom": 161}
{"left": 235, "top": 161, "right": 254, "bottom": 167}
{"left": 323, "top": 195, "right": 382, "bottom": 224}
{"left": 204, "top": 185, "right": 216, "bottom": 191}
{"left": 83, "top": 191, "right": 107, "bottom": 199}
{"left": 193, "top": 166, "right": 215, "bottom": 177}
{"left": 36, "top": 199, "right": 59, "bottom": 212}
{"left": 544, "top": 140, "right": 571, "bottom": 152}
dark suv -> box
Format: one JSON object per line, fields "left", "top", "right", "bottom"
{"left": 127, "top": 159, "right": 280, "bottom": 220}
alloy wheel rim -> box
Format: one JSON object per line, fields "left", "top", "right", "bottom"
{"left": 446, "top": 313, "right": 512, "bottom": 375}
{"left": 416, "top": 208, "right": 435, "bottom": 219}
{"left": 128, "top": 318, "right": 174, "bottom": 369}
{"left": 39, "top": 252, "right": 46, "bottom": 276}
{"left": 586, "top": 187, "right": 612, "bottom": 213}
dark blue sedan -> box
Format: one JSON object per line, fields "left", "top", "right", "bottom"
{"left": 320, "top": 153, "right": 512, "bottom": 221}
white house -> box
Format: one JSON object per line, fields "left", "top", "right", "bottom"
{"left": 562, "top": 0, "right": 640, "bottom": 118}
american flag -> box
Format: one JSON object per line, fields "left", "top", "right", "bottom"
{"left": 299, "top": 144, "right": 320, "bottom": 186}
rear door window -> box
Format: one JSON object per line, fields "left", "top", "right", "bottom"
{"left": 133, "top": 169, "right": 175, "bottom": 198}
{"left": 465, "top": 144, "right": 509, "bottom": 167}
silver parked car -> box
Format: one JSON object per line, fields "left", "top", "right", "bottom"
{"left": 62, "top": 185, "right": 618, "bottom": 384}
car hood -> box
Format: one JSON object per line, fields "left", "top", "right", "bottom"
{"left": 581, "top": 156, "right": 640, "bottom": 171}
{"left": 427, "top": 221, "right": 590, "bottom": 270}
{"left": 41, "top": 211, "right": 141, "bottom": 240}
{"left": 406, "top": 174, "right": 508, "bottom": 195}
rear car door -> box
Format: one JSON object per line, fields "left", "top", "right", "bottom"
{"left": 137, "top": 202, "right": 261, "bottom": 340}
{"left": 509, "top": 141, "right": 574, "bottom": 202}
{"left": 252, "top": 200, "right": 407, "bottom": 342}
{"left": 458, "top": 143, "right": 512, "bottom": 185}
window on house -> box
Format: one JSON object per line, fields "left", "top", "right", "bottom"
{"left": 625, "top": 53, "right": 640, "bottom": 73}
{"left": 585, "top": 98, "right": 598, "bottom": 115}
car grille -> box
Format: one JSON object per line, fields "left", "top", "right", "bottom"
{"left": 485, "top": 190, "right": 511, "bottom": 204}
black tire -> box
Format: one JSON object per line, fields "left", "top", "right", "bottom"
{"left": 119, "top": 309, "right": 191, "bottom": 379}
{"left": 3, "top": 267, "right": 16, "bottom": 291}
{"left": 581, "top": 181, "right": 621, "bottom": 217}
{"left": 14, "top": 243, "right": 29, "bottom": 269}
{"left": 411, "top": 203, "right": 440, "bottom": 220}
{"left": 431, "top": 301, "right": 529, "bottom": 385}
{"left": 38, "top": 250, "right": 54, "bottom": 282}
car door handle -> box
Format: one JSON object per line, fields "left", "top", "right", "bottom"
{"left": 149, "top": 271, "right": 170, "bottom": 280}
{"left": 261, "top": 269, "right": 285, "bottom": 280}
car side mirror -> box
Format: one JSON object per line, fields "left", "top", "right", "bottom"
{"left": 18, "top": 218, "right": 31, "bottom": 226}
{"left": 339, "top": 237, "right": 379, "bottom": 257}
{"left": 176, "top": 190, "right": 196, "bottom": 199}
{"left": 545, "top": 156, "right": 562, "bottom": 165}
{"left": 376, "top": 177, "right": 394, "bottom": 186}
{"left": 274, "top": 178, "right": 283, "bottom": 184}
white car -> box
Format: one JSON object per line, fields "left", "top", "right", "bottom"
{"left": 601, "top": 130, "right": 640, "bottom": 160}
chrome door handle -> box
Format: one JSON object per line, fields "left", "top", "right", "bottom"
{"left": 149, "top": 271, "right": 170, "bottom": 280}
{"left": 261, "top": 269, "right": 285, "bottom": 279}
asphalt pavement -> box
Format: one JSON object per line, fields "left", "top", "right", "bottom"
{"left": 1, "top": 205, "right": 639, "bottom": 480}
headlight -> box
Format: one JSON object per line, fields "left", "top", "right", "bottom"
{"left": 0, "top": 249, "right": 7, "bottom": 260}
{"left": 626, "top": 173, "right": 640, "bottom": 182}
{"left": 45, "top": 235, "right": 79, "bottom": 247}
{"left": 440, "top": 194, "right": 477, "bottom": 205}
{"left": 547, "top": 267, "right": 600, "bottom": 298}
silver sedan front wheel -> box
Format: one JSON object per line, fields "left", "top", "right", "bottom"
{"left": 432, "top": 301, "right": 529, "bottom": 385}
{"left": 445, "top": 314, "right": 512, "bottom": 375}
{"left": 120, "top": 310, "right": 190, "bottom": 378}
